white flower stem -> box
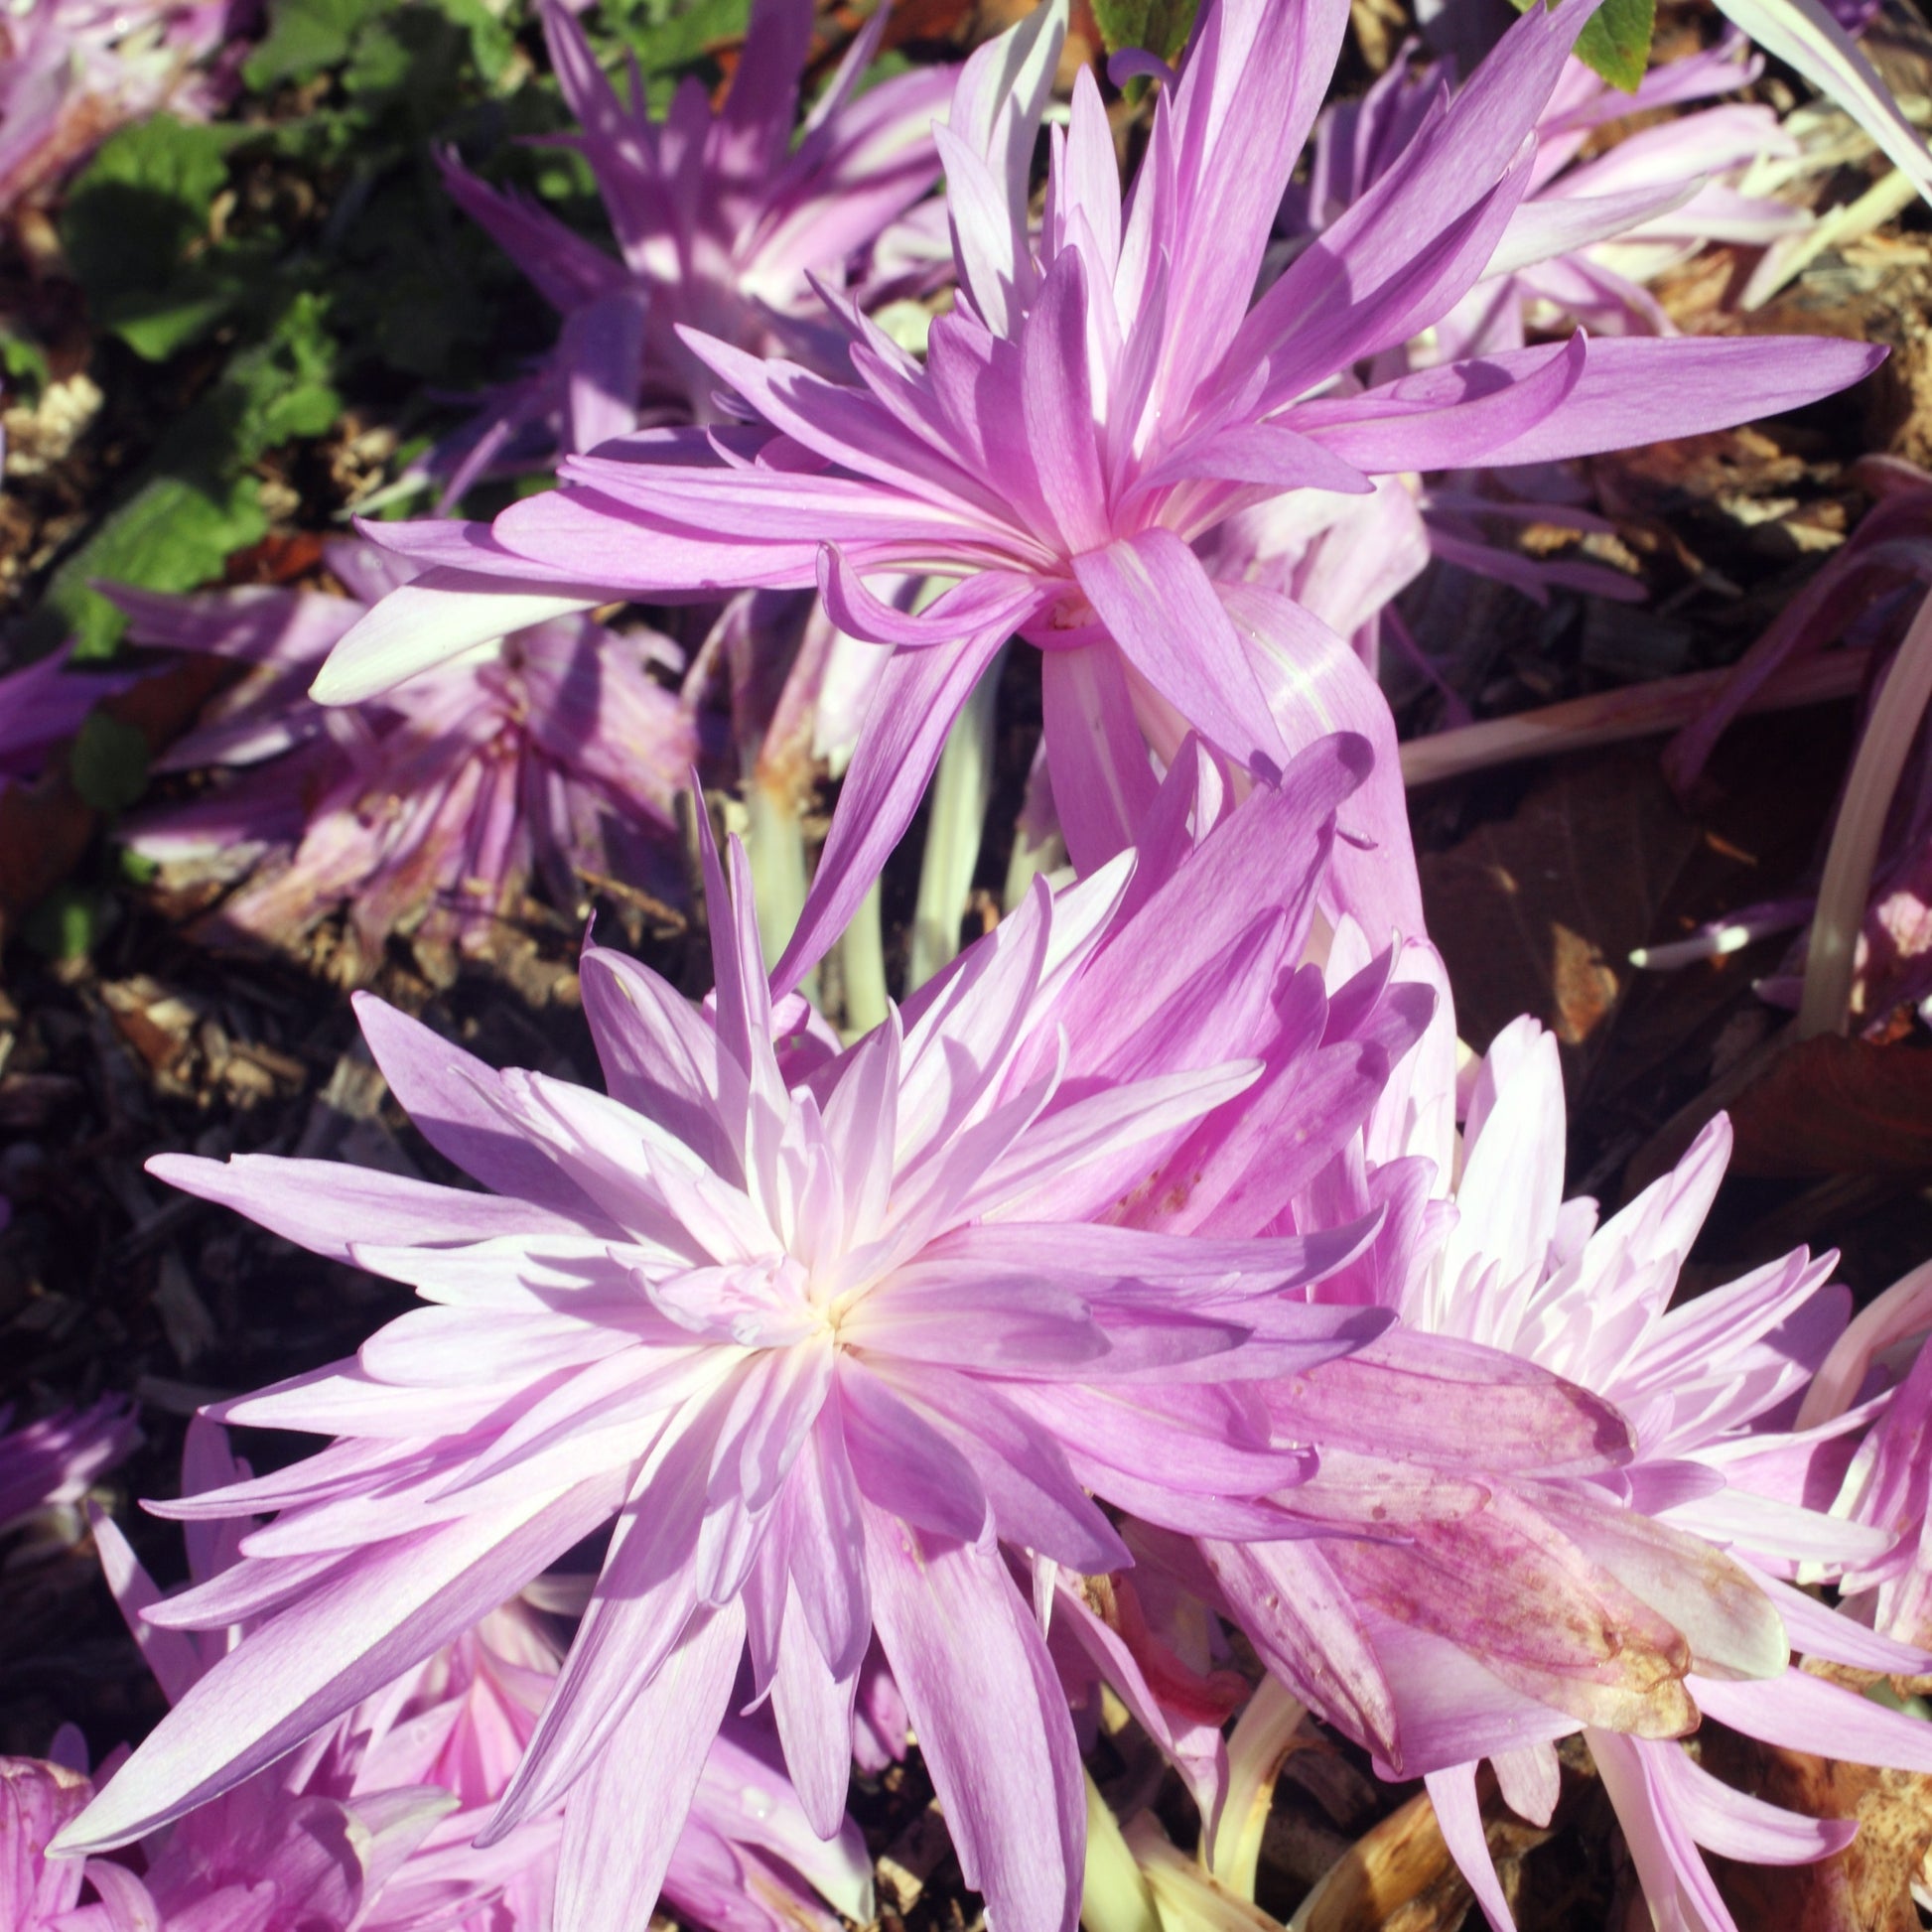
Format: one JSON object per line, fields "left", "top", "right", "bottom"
{"left": 1799, "top": 592, "right": 1932, "bottom": 1036}
{"left": 907, "top": 646, "right": 1007, "bottom": 991}
{"left": 1080, "top": 1771, "right": 1164, "bottom": 1932}
{"left": 837, "top": 878, "right": 890, "bottom": 1039}
{"left": 1130, "top": 1817, "right": 1281, "bottom": 1932}
{"left": 1207, "top": 1676, "right": 1307, "bottom": 1898}
{"left": 1003, "top": 826, "right": 1067, "bottom": 909}
{"left": 744, "top": 775, "right": 815, "bottom": 1003}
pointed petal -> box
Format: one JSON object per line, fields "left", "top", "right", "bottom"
{"left": 553, "top": 1601, "right": 748, "bottom": 1932}
{"left": 862, "top": 1502, "right": 1084, "bottom": 1932}
{"left": 1073, "top": 531, "right": 1290, "bottom": 779}
{"left": 771, "top": 626, "right": 1010, "bottom": 998}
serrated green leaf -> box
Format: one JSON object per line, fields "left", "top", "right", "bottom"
{"left": 243, "top": 0, "right": 389, "bottom": 88}
{"left": 1575, "top": 0, "right": 1653, "bottom": 90}
{"left": 33, "top": 473, "right": 267, "bottom": 661}
{"left": 1092, "top": 0, "right": 1199, "bottom": 61}
{"left": 621, "top": 0, "right": 749, "bottom": 73}
{"left": 69, "top": 712, "right": 151, "bottom": 814}
{"left": 1510, "top": 0, "right": 1653, "bottom": 91}
{"left": 222, "top": 291, "right": 342, "bottom": 458}
{"left": 60, "top": 117, "right": 242, "bottom": 353}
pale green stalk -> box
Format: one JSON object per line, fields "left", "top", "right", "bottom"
{"left": 1799, "top": 591, "right": 1932, "bottom": 1036}
{"left": 1128, "top": 1818, "right": 1281, "bottom": 1932}
{"left": 1206, "top": 1678, "right": 1308, "bottom": 1898}
{"left": 1004, "top": 814, "right": 1069, "bottom": 911}
{"left": 836, "top": 879, "right": 890, "bottom": 1039}
{"left": 1080, "top": 1773, "right": 1164, "bottom": 1932}
{"left": 744, "top": 777, "right": 816, "bottom": 1004}
{"left": 907, "top": 646, "right": 1007, "bottom": 991}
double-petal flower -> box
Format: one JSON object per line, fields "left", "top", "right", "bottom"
{"left": 60, "top": 737, "right": 1413, "bottom": 1932}
{"left": 320, "top": 0, "right": 1878, "bottom": 979}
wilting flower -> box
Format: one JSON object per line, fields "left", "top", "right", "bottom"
{"left": 429, "top": 0, "right": 955, "bottom": 499}
{"left": 0, "top": 0, "right": 254, "bottom": 218}
{"left": 117, "top": 543, "right": 698, "bottom": 976}
{"left": 1284, "top": 42, "right": 1805, "bottom": 359}
{"left": 76, "top": 1420, "right": 873, "bottom": 1932}
{"left": 0, "top": 1397, "right": 136, "bottom": 1542}
{"left": 0, "top": 1746, "right": 94, "bottom": 1931}
{"left": 1254, "top": 1008, "right": 1932, "bottom": 1932}
{"left": 59, "top": 737, "right": 1417, "bottom": 1932}
{"left": 316, "top": 0, "right": 1878, "bottom": 985}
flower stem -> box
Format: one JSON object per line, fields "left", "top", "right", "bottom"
{"left": 1799, "top": 592, "right": 1932, "bottom": 1036}
{"left": 908, "top": 646, "right": 1006, "bottom": 991}
{"left": 838, "top": 878, "right": 890, "bottom": 1038}
{"left": 1080, "top": 1772, "right": 1163, "bottom": 1932}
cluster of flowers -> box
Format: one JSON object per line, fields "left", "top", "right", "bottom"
{"left": 10, "top": 0, "right": 1932, "bottom": 1929}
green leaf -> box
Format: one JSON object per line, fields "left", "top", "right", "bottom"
{"left": 621, "top": 0, "right": 749, "bottom": 73}
{"left": 1511, "top": 0, "right": 1653, "bottom": 91}
{"left": 60, "top": 117, "right": 245, "bottom": 355}
{"left": 243, "top": 0, "right": 389, "bottom": 89}
{"left": 69, "top": 712, "right": 151, "bottom": 814}
{"left": 221, "top": 291, "right": 342, "bottom": 459}
{"left": 1091, "top": 0, "right": 1198, "bottom": 62}
{"left": 107, "top": 259, "right": 253, "bottom": 361}
{"left": 32, "top": 472, "right": 267, "bottom": 661}
{"left": 22, "top": 885, "right": 110, "bottom": 962}
{"left": 1, "top": 333, "right": 49, "bottom": 403}
{"left": 1575, "top": 0, "right": 1653, "bottom": 91}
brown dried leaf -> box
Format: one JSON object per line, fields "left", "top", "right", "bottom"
{"left": 1294, "top": 1780, "right": 1556, "bottom": 1932}
{"left": 1701, "top": 1722, "right": 1932, "bottom": 1931}
{"left": 1726, "top": 1032, "right": 1932, "bottom": 1177}
{"left": 1417, "top": 750, "right": 1701, "bottom": 1066}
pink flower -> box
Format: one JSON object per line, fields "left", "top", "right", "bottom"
{"left": 1286, "top": 42, "right": 1805, "bottom": 360}
{"left": 58, "top": 736, "right": 1406, "bottom": 1932}
{"left": 0, "top": 1398, "right": 136, "bottom": 1542}
{"left": 0, "top": 1748, "right": 92, "bottom": 1931}
{"left": 116, "top": 543, "right": 698, "bottom": 974}
{"left": 428, "top": 0, "right": 955, "bottom": 499}
{"left": 0, "top": 0, "right": 254, "bottom": 218}
{"left": 1264, "top": 1007, "right": 1932, "bottom": 1932}
{"left": 75, "top": 1421, "right": 872, "bottom": 1932}
{"left": 0, "top": 647, "right": 135, "bottom": 791}
{"left": 315, "top": 0, "right": 1877, "bottom": 986}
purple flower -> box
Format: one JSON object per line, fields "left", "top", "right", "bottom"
{"left": 429, "top": 0, "right": 956, "bottom": 499}
{"left": 1799, "top": 1259, "right": 1932, "bottom": 1654}
{"left": 1286, "top": 42, "right": 1806, "bottom": 360}
{"left": 75, "top": 1420, "right": 872, "bottom": 1932}
{"left": 1232, "top": 1006, "right": 1932, "bottom": 1932}
{"left": 116, "top": 544, "right": 698, "bottom": 976}
{"left": 0, "top": 646, "right": 136, "bottom": 791}
{"left": 0, "top": 1398, "right": 136, "bottom": 1542}
{"left": 0, "top": 1748, "right": 93, "bottom": 1931}
{"left": 316, "top": 0, "right": 1878, "bottom": 984}
{"left": 1644, "top": 458, "right": 1932, "bottom": 1034}
{"left": 56, "top": 736, "right": 1407, "bottom": 1932}
{"left": 0, "top": 0, "right": 254, "bottom": 219}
